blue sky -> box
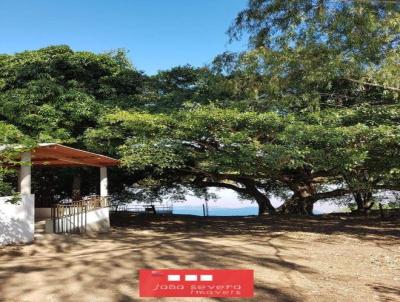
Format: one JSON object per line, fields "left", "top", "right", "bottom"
{"left": 0, "top": 0, "right": 248, "bottom": 75}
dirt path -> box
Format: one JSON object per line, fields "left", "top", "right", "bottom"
{"left": 0, "top": 214, "right": 399, "bottom": 302}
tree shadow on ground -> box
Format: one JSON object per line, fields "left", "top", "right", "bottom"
{"left": 111, "top": 213, "right": 400, "bottom": 243}
{"left": 0, "top": 213, "right": 398, "bottom": 302}
{"left": 369, "top": 283, "right": 400, "bottom": 302}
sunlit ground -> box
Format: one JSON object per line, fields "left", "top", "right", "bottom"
{"left": 0, "top": 214, "right": 399, "bottom": 302}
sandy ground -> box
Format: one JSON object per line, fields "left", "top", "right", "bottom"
{"left": 0, "top": 214, "right": 399, "bottom": 302}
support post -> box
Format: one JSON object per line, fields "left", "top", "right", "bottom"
{"left": 100, "top": 167, "right": 108, "bottom": 197}
{"left": 19, "top": 152, "right": 32, "bottom": 195}
{"left": 72, "top": 173, "right": 82, "bottom": 201}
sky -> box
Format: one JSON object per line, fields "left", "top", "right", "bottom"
{"left": 0, "top": 0, "right": 248, "bottom": 75}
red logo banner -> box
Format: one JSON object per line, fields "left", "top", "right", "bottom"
{"left": 139, "top": 269, "right": 254, "bottom": 298}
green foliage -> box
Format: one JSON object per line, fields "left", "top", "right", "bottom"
{"left": 0, "top": 167, "right": 15, "bottom": 197}
{"left": 0, "top": 121, "right": 33, "bottom": 198}
{"left": 90, "top": 104, "right": 396, "bottom": 177}
{"left": 0, "top": 45, "right": 145, "bottom": 143}
{"left": 224, "top": 1, "right": 400, "bottom": 112}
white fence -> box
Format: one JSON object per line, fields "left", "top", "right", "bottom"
{"left": 0, "top": 194, "right": 34, "bottom": 245}
{"left": 45, "top": 207, "right": 110, "bottom": 233}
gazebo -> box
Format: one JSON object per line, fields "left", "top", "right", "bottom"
{"left": 0, "top": 143, "right": 119, "bottom": 245}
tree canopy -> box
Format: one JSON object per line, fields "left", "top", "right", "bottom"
{"left": 0, "top": 0, "right": 399, "bottom": 215}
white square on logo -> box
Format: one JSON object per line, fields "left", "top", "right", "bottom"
{"left": 185, "top": 275, "right": 198, "bottom": 281}
{"left": 167, "top": 275, "right": 180, "bottom": 281}
{"left": 200, "top": 275, "right": 213, "bottom": 281}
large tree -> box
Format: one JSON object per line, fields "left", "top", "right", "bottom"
{"left": 85, "top": 102, "right": 400, "bottom": 215}
{"left": 212, "top": 0, "right": 400, "bottom": 212}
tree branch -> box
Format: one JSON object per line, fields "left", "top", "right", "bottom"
{"left": 313, "top": 188, "right": 350, "bottom": 201}
{"left": 181, "top": 167, "right": 258, "bottom": 184}
{"left": 346, "top": 78, "right": 400, "bottom": 93}
{"left": 194, "top": 180, "right": 248, "bottom": 194}
{"left": 374, "top": 185, "right": 400, "bottom": 192}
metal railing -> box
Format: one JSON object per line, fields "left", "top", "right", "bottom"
{"left": 112, "top": 204, "right": 173, "bottom": 215}
{"left": 51, "top": 196, "right": 109, "bottom": 234}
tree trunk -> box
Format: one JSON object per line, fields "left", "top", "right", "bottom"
{"left": 258, "top": 200, "right": 267, "bottom": 216}
{"left": 277, "top": 196, "right": 314, "bottom": 215}
{"left": 277, "top": 182, "right": 316, "bottom": 215}
{"left": 244, "top": 185, "right": 276, "bottom": 216}
{"left": 194, "top": 179, "right": 276, "bottom": 216}
{"left": 354, "top": 191, "right": 374, "bottom": 214}
{"left": 254, "top": 192, "right": 275, "bottom": 216}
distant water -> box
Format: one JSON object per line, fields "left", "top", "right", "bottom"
{"left": 174, "top": 206, "right": 258, "bottom": 216}
{"left": 122, "top": 201, "right": 345, "bottom": 216}
{"left": 173, "top": 206, "right": 342, "bottom": 216}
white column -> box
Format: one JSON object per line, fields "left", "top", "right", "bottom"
{"left": 100, "top": 167, "right": 108, "bottom": 197}
{"left": 19, "top": 152, "right": 31, "bottom": 195}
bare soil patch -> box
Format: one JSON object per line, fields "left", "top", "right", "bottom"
{"left": 0, "top": 214, "right": 399, "bottom": 302}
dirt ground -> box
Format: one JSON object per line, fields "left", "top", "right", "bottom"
{"left": 0, "top": 214, "right": 399, "bottom": 302}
